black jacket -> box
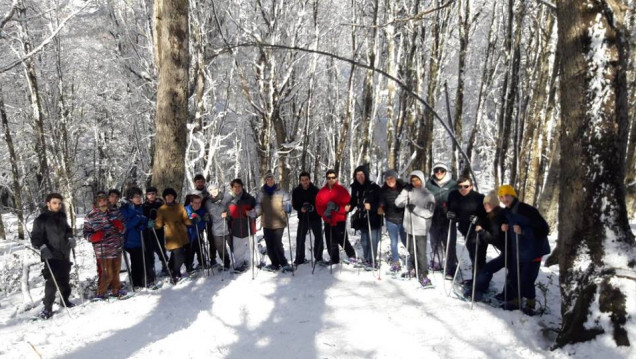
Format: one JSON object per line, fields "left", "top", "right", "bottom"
{"left": 378, "top": 180, "right": 405, "bottom": 224}
{"left": 31, "top": 210, "right": 74, "bottom": 261}
{"left": 477, "top": 207, "right": 506, "bottom": 251}
{"left": 349, "top": 180, "right": 383, "bottom": 230}
{"left": 292, "top": 183, "right": 321, "bottom": 222}
{"left": 447, "top": 190, "right": 486, "bottom": 236}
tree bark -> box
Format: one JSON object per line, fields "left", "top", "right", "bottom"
{"left": 152, "top": 0, "right": 190, "bottom": 196}
{"left": 555, "top": 0, "right": 635, "bottom": 347}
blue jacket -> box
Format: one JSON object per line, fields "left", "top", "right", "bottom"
{"left": 185, "top": 205, "right": 207, "bottom": 243}
{"left": 121, "top": 201, "right": 149, "bottom": 249}
{"left": 503, "top": 199, "right": 550, "bottom": 262}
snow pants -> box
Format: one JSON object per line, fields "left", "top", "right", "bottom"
{"left": 323, "top": 221, "right": 355, "bottom": 264}
{"left": 42, "top": 259, "right": 72, "bottom": 310}
{"left": 264, "top": 228, "right": 289, "bottom": 267}
{"left": 212, "top": 235, "right": 232, "bottom": 268}
{"left": 295, "top": 219, "right": 324, "bottom": 263}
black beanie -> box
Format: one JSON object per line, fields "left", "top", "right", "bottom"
{"left": 162, "top": 188, "right": 178, "bottom": 198}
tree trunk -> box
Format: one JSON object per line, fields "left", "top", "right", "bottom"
{"left": 0, "top": 83, "right": 25, "bottom": 239}
{"left": 555, "top": 0, "right": 635, "bottom": 347}
{"left": 15, "top": 2, "right": 51, "bottom": 195}
{"left": 452, "top": 0, "right": 470, "bottom": 173}
{"left": 152, "top": 0, "right": 190, "bottom": 196}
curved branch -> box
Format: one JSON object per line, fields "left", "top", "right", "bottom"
{"left": 213, "top": 42, "right": 478, "bottom": 188}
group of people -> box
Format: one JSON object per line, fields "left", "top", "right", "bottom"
{"left": 30, "top": 163, "right": 550, "bottom": 319}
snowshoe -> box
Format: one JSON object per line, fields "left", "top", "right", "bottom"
{"left": 32, "top": 308, "right": 54, "bottom": 321}
{"left": 91, "top": 294, "right": 107, "bottom": 302}
{"left": 262, "top": 264, "right": 280, "bottom": 272}
{"left": 318, "top": 260, "right": 333, "bottom": 267}
{"left": 281, "top": 265, "right": 294, "bottom": 273}
{"left": 293, "top": 259, "right": 309, "bottom": 267}
{"left": 419, "top": 277, "right": 434, "bottom": 289}
{"left": 342, "top": 257, "right": 357, "bottom": 265}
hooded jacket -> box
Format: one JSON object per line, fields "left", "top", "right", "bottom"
{"left": 83, "top": 207, "right": 125, "bottom": 259}
{"left": 447, "top": 187, "right": 486, "bottom": 236}
{"left": 503, "top": 198, "right": 551, "bottom": 262}
{"left": 395, "top": 170, "right": 435, "bottom": 235}
{"left": 348, "top": 165, "right": 383, "bottom": 230}
{"left": 228, "top": 190, "right": 256, "bottom": 238}
{"left": 31, "top": 209, "right": 74, "bottom": 261}
{"left": 425, "top": 163, "right": 457, "bottom": 224}
{"left": 379, "top": 178, "right": 406, "bottom": 224}
{"left": 316, "top": 182, "right": 350, "bottom": 226}
{"left": 205, "top": 191, "right": 232, "bottom": 237}
{"left": 120, "top": 200, "right": 149, "bottom": 249}
{"left": 185, "top": 204, "right": 207, "bottom": 242}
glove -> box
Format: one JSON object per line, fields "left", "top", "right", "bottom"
{"left": 247, "top": 209, "right": 257, "bottom": 218}
{"left": 203, "top": 213, "right": 211, "bottom": 222}
{"left": 302, "top": 203, "right": 314, "bottom": 212}
{"left": 40, "top": 245, "right": 54, "bottom": 260}
{"left": 89, "top": 230, "right": 105, "bottom": 243}
{"left": 190, "top": 214, "right": 201, "bottom": 223}
{"left": 284, "top": 203, "right": 292, "bottom": 214}
{"left": 67, "top": 237, "right": 76, "bottom": 249}
{"left": 446, "top": 211, "right": 456, "bottom": 220}
{"left": 469, "top": 215, "right": 479, "bottom": 225}
{"left": 326, "top": 201, "right": 339, "bottom": 212}
{"left": 112, "top": 219, "right": 124, "bottom": 233}
{"left": 426, "top": 202, "right": 435, "bottom": 212}
{"left": 404, "top": 183, "right": 414, "bottom": 191}
{"left": 147, "top": 220, "right": 155, "bottom": 229}
{"left": 406, "top": 204, "right": 416, "bottom": 212}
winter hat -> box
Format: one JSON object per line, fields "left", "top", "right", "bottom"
{"left": 146, "top": 186, "right": 158, "bottom": 194}
{"left": 94, "top": 192, "right": 108, "bottom": 204}
{"left": 353, "top": 165, "right": 369, "bottom": 181}
{"left": 162, "top": 187, "right": 178, "bottom": 198}
{"left": 264, "top": 171, "right": 275, "bottom": 181}
{"left": 432, "top": 162, "right": 449, "bottom": 174}
{"left": 383, "top": 169, "right": 398, "bottom": 181}
{"left": 497, "top": 185, "right": 517, "bottom": 198}
{"left": 126, "top": 187, "right": 143, "bottom": 200}
{"left": 483, "top": 190, "right": 500, "bottom": 207}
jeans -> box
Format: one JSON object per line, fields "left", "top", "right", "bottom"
{"left": 386, "top": 220, "right": 406, "bottom": 262}
{"left": 360, "top": 227, "right": 381, "bottom": 264}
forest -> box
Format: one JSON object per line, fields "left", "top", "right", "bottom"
{"left": 0, "top": 0, "right": 634, "bottom": 348}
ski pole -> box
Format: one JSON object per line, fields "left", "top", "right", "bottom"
{"left": 377, "top": 213, "right": 384, "bottom": 281}
{"left": 306, "top": 212, "right": 314, "bottom": 267}
{"left": 450, "top": 222, "right": 474, "bottom": 294}
{"left": 286, "top": 213, "right": 295, "bottom": 276}
{"left": 515, "top": 232, "right": 521, "bottom": 309}
{"left": 140, "top": 230, "right": 148, "bottom": 288}
{"left": 408, "top": 196, "right": 420, "bottom": 282}
{"left": 151, "top": 227, "right": 174, "bottom": 283}
{"left": 71, "top": 248, "right": 84, "bottom": 304}
{"left": 504, "top": 231, "right": 508, "bottom": 305}
{"left": 195, "top": 224, "right": 206, "bottom": 275}
{"left": 442, "top": 219, "right": 453, "bottom": 294}
{"left": 122, "top": 250, "right": 135, "bottom": 292}
{"left": 247, "top": 213, "right": 255, "bottom": 280}
{"left": 471, "top": 232, "right": 480, "bottom": 309}
{"left": 366, "top": 209, "right": 376, "bottom": 276}
{"left": 312, "top": 224, "right": 325, "bottom": 275}
{"left": 99, "top": 242, "right": 108, "bottom": 301}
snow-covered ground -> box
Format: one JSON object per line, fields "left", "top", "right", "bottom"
{"left": 0, "top": 213, "right": 633, "bottom": 359}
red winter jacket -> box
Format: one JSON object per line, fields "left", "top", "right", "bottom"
{"left": 316, "top": 182, "right": 351, "bottom": 226}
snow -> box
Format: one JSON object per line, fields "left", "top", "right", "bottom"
{"left": 0, "top": 215, "right": 634, "bottom": 359}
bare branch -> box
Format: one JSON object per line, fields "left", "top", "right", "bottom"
{"left": 0, "top": 0, "right": 19, "bottom": 31}
{"left": 0, "top": 0, "right": 93, "bottom": 74}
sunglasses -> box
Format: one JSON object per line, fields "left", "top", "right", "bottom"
{"left": 326, "top": 176, "right": 337, "bottom": 180}
{"left": 458, "top": 184, "right": 471, "bottom": 189}
{"left": 434, "top": 168, "right": 446, "bottom": 173}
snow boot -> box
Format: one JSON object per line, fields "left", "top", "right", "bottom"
{"left": 420, "top": 277, "right": 434, "bottom": 288}
{"left": 38, "top": 308, "right": 54, "bottom": 320}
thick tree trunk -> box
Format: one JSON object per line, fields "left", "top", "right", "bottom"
{"left": 555, "top": 0, "right": 635, "bottom": 347}
{"left": 452, "top": 0, "right": 470, "bottom": 173}
{"left": 152, "top": 0, "right": 190, "bottom": 196}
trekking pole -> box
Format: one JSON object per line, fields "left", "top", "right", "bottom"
{"left": 442, "top": 219, "right": 453, "bottom": 295}
{"left": 515, "top": 232, "right": 522, "bottom": 309}
{"left": 195, "top": 225, "right": 206, "bottom": 276}
{"left": 470, "top": 232, "right": 480, "bottom": 309}
{"left": 222, "top": 218, "right": 229, "bottom": 281}
{"left": 504, "top": 231, "right": 508, "bottom": 305}
{"left": 408, "top": 197, "right": 419, "bottom": 282}
{"left": 286, "top": 213, "right": 295, "bottom": 276}
{"left": 100, "top": 242, "right": 109, "bottom": 301}
{"left": 450, "top": 222, "right": 473, "bottom": 294}
{"left": 306, "top": 212, "right": 314, "bottom": 267}
{"left": 311, "top": 225, "right": 325, "bottom": 275}
{"left": 366, "top": 209, "right": 376, "bottom": 277}
{"left": 140, "top": 230, "right": 148, "bottom": 288}
{"left": 71, "top": 248, "right": 84, "bottom": 304}
{"left": 151, "top": 227, "right": 174, "bottom": 283}
{"left": 377, "top": 214, "right": 384, "bottom": 281}
{"left": 44, "top": 257, "right": 73, "bottom": 318}
{"left": 122, "top": 250, "right": 135, "bottom": 292}
{"left": 330, "top": 225, "right": 334, "bottom": 274}
{"left": 204, "top": 229, "right": 212, "bottom": 277}
{"left": 248, "top": 215, "right": 255, "bottom": 280}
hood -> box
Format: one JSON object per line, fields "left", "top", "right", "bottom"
{"left": 409, "top": 170, "right": 426, "bottom": 183}
{"left": 353, "top": 165, "right": 370, "bottom": 183}
{"left": 431, "top": 162, "right": 449, "bottom": 174}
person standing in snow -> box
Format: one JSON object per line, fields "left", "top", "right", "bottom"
{"left": 378, "top": 170, "right": 406, "bottom": 272}
{"left": 227, "top": 179, "right": 256, "bottom": 272}
{"left": 31, "top": 193, "right": 76, "bottom": 319}
{"left": 154, "top": 188, "right": 191, "bottom": 283}
{"left": 83, "top": 192, "right": 127, "bottom": 299}
{"left": 143, "top": 186, "right": 167, "bottom": 279}
{"left": 205, "top": 184, "right": 233, "bottom": 270}
{"left": 447, "top": 175, "right": 487, "bottom": 278}
{"left": 254, "top": 172, "right": 293, "bottom": 272}
{"left": 498, "top": 185, "right": 550, "bottom": 315}
{"left": 185, "top": 194, "right": 208, "bottom": 272}
{"left": 395, "top": 171, "right": 435, "bottom": 287}
{"left": 120, "top": 187, "right": 150, "bottom": 288}
{"left": 425, "top": 162, "right": 458, "bottom": 278}
{"left": 315, "top": 169, "right": 356, "bottom": 265}
{"left": 347, "top": 165, "right": 383, "bottom": 268}
{"left": 291, "top": 171, "right": 324, "bottom": 266}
